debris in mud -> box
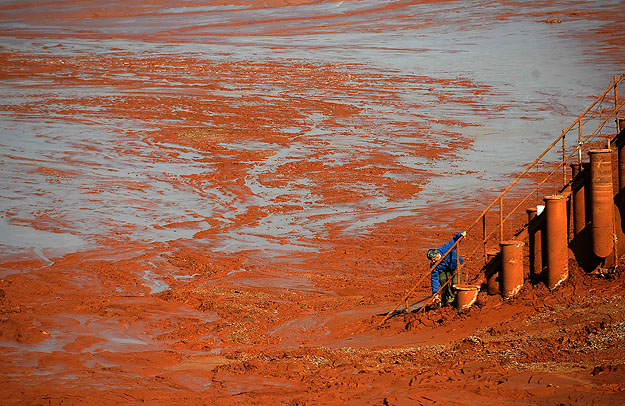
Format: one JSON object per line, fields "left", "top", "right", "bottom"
{"left": 540, "top": 17, "right": 563, "bottom": 24}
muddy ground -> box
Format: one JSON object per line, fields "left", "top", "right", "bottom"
{"left": 1, "top": 1, "right": 625, "bottom": 405}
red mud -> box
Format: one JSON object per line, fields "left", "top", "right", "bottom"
{"left": 1, "top": 1, "right": 625, "bottom": 405}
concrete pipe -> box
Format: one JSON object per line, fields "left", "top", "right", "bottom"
{"left": 484, "top": 249, "right": 500, "bottom": 295}
{"left": 620, "top": 118, "right": 625, "bottom": 190}
{"left": 500, "top": 240, "right": 524, "bottom": 299}
{"left": 544, "top": 195, "right": 569, "bottom": 290}
{"left": 619, "top": 144, "right": 625, "bottom": 192}
{"left": 589, "top": 149, "right": 614, "bottom": 258}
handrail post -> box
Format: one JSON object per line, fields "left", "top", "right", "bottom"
{"left": 562, "top": 129, "right": 566, "bottom": 187}
{"left": 456, "top": 241, "right": 461, "bottom": 284}
{"left": 578, "top": 119, "right": 582, "bottom": 164}
{"left": 482, "top": 214, "right": 487, "bottom": 264}
{"left": 499, "top": 196, "right": 504, "bottom": 242}
{"left": 615, "top": 75, "right": 620, "bottom": 132}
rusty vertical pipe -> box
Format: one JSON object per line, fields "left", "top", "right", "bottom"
{"left": 583, "top": 162, "right": 592, "bottom": 229}
{"left": 544, "top": 195, "right": 569, "bottom": 290}
{"left": 570, "top": 163, "right": 586, "bottom": 236}
{"left": 526, "top": 207, "right": 537, "bottom": 276}
{"left": 499, "top": 240, "right": 524, "bottom": 299}
{"left": 526, "top": 207, "right": 541, "bottom": 280}
{"left": 526, "top": 207, "right": 537, "bottom": 222}
{"left": 589, "top": 149, "right": 614, "bottom": 258}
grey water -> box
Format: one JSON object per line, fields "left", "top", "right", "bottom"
{"left": 1, "top": 0, "right": 623, "bottom": 257}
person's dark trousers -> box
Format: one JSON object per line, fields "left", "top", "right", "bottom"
{"left": 438, "top": 268, "right": 461, "bottom": 306}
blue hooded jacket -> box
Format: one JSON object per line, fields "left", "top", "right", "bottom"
{"left": 430, "top": 232, "right": 464, "bottom": 293}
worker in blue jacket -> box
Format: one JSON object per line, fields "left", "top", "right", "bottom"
{"left": 427, "top": 231, "right": 466, "bottom": 307}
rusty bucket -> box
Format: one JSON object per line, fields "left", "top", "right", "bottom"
{"left": 454, "top": 284, "right": 479, "bottom": 310}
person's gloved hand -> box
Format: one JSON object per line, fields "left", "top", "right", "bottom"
{"left": 432, "top": 296, "right": 442, "bottom": 308}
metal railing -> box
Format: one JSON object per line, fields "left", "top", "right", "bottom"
{"left": 463, "top": 73, "right": 625, "bottom": 269}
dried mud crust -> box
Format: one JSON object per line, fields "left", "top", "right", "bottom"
{"left": 1, "top": 238, "right": 624, "bottom": 405}
{"left": 161, "top": 254, "right": 625, "bottom": 400}
{"left": 184, "top": 269, "right": 625, "bottom": 405}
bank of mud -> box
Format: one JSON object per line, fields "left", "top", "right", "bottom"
{"left": 1, "top": 241, "right": 625, "bottom": 404}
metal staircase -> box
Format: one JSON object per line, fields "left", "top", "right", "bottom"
{"left": 379, "top": 73, "right": 625, "bottom": 326}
